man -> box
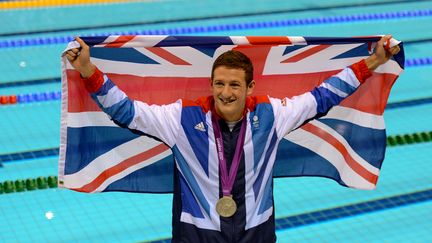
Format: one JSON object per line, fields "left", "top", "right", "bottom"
{"left": 66, "top": 35, "right": 400, "bottom": 242}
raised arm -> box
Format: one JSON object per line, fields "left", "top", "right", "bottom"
{"left": 272, "top": 35, "right": 400, "bottom": 137}
{"left": 65, "top": 37, "right": 181, "bottom": 147}
{"left": 65, "top": 37, "right": 96, "bottom": 79}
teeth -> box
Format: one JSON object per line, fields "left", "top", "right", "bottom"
{"left": 220, "top": 98, "right": 235, "bottom": 104}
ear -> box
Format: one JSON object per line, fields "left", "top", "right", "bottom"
{"left": 247, "top": 80, "right": 255, "bottom": 95}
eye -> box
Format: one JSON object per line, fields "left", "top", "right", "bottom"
{"left": 213, "top": 81, "right": 224, "bottom": 87}
{"left": 230, "top": 83, "right": 241, "bottom": 89}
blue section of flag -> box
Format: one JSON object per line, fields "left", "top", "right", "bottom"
{"left": 331, "top": 43, "right": 369, "bottom": 59}
{"left": 191, "top": 45, "right": 221, "bottom": 57}
{"left": 90, "top": 47, "right": 159, "bottom": 64}
{"left": 273, "top": 139, "right": 345, "bottom": 186}
{"left": 282, "top": 45, "right": 305, "bottom": 56}
{"left": 155, "top": 36, "right": 234, "bottom": 47}
{"left": 81, "top": 36, "right": 110, "bottom": 46}
{"left": 304, "top": 36, "right": 380, "bottom": 45}
{"left": 64, "top": 127, "right": 139, "bottom": 175}
{"left": 393, "top": 42, "right": 405, "bottom": 69}
{"left": 104, "top": 155, "right": 174, "bottom": 193}
{"left": 318, "top": 118, "right": 386, "bottom": 168}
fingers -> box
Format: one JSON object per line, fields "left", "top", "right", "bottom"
{"left": 72, "top": 36, "right": 90, "bottom": 59}
{"left": 377, "top": 35, "right": 391, "bottom": 49}
{"left": 389, "top": 45, "right": 400, "bottom": 55}
{"left": 66, "top": 37, "right": 93, "bottom": 72}
{"left": 65, "top": 52, "right": 76, "bottom": 62}
{"left": 369, "top": 34, "right": 400, "bottom": 67}
{"left": 65, "top": 46, "right": 84, "bottom": 62}
{"left": 385, "top": 39, "right": 390, "bottom": 51}
{"left": 381, "top": 35, "right": 400, "bottom": 56}
{"left": 384, "top": 35, "right": 392, "bottom": 51}
{"left": 382, "top": 35, "right": 392, "bottom": 42}
{"left": 378, "top": 35, "right": 401, "bottom": 56}
{"left": 75, "top": 36, "right": 89, "bottom": 50}
{"left": 66, "top": 49, "right": 79, "bottom": 57}
{"left": 71, "top": 48, "right": 80, "bottom": 54}
{"left": 65, "top": 49, "right": 79, "bottom": 62}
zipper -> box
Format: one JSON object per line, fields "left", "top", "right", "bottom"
{"left": 230, "top": 195, "right": 237, "bottom": 243}
{"left": 231, "top": 214, "right": 235, "bottom": 243}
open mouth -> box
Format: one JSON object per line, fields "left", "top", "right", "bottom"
{"left": 219, "top": 97, "right": 236, "bottom": 104}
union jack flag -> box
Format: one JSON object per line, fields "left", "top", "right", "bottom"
{"left": 58, "top": 35, "right": 404, "bottom": 192}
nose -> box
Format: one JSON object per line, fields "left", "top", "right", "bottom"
{"left": 220, "top": 85, "right": 232, "bottom": 98}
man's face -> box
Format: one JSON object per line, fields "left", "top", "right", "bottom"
{"left": 211, "top": 66, "right": 255, "bottom": 122}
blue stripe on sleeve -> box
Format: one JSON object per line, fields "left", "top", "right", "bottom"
{"left": 102, "top": 97, "right": 135, "bottom": 126}
{"left": 94, "top": 78, "right": 115, "bottom": 96}
{"left": 310, "top": 87, "right": 344, "bottom": 114}
{"left": 324, "top": 76, "right": 357, "bottom": 95}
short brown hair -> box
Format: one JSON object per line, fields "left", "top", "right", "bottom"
{"left": 211, "top": 50, "right": 254, "bottom": 85}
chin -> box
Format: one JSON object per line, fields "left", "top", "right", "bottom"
{"left": 217, "top": 101, "right": 243, "bottom": 116}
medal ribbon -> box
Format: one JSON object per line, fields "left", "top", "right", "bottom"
{"left": 211, "top": 113, "right": 247, "bottom": 196}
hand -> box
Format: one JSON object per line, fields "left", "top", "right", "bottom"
{"left": 365, "top": 35, "right": 401, "bottom": 71}
{"left": 65, "top": 37, "right": 95, "bottom": 78}
{"left": 374, "top": 35, "right": 401, "bottom": 65}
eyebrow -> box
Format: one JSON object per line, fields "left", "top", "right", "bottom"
{"left": 213, "top": 79, "right": 244, "bottom": 85}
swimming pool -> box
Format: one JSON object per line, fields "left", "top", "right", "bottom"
{"left": 1, "top": 0, "right": 431, "bottom": 242}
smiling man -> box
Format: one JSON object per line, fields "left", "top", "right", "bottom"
{"left": 211, "top": 51, "right": 255, "bottom": 124}
{"left": 66, "top": 36, "right": 399, "bottom": 243}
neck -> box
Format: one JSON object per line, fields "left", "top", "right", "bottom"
{"left": 226, "top": 119, "right": 242, "bottom": 132}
